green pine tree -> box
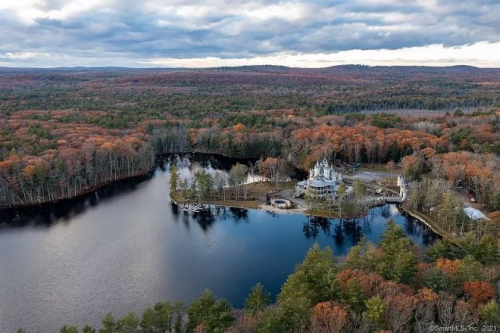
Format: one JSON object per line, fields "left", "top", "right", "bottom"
{"left": 170, "top": 164, "right": 179, "bottom": 191}
{"left": 99, "top": 313, "right": 115, "bottom": 333}
{"left": 365, "top": 295, "right": 387, "bottom": 329}
{"left": 245, "top": 283, "right": 271, "bottom": 316}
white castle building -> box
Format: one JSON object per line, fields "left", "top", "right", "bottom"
{"left": 295, "top": 158, "right": 343, "bottom": 199}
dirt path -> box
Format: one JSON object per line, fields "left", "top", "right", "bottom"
{"left": 456, "top": 188, "right": 483, "bottom": 210}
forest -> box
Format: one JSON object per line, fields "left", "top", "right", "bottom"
{"left": 1, "top": 67, "right": 499, "bottom": 272}
{"left": 17, "top": 220, "right": 500, "bottom": 332}
{"left": 0, "top": 66, "right": 498, "bottom": 209}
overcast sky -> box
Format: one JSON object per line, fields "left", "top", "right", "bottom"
{"left": 1, "top": 0, "right": 499, "bottom": 68}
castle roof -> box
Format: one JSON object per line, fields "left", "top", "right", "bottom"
{"left": 309, "top": 178, "right": 335, "bottom": 187}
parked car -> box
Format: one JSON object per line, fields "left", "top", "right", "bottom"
{"left": 470, "top": 197, "right": 476, "bottom": 203}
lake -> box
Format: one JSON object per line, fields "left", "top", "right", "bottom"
{"left": 0, "top": 154, "right": 436, "bottom": 332}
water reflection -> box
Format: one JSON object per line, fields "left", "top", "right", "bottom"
{"left": 298, "top": 209, "right": 435, "bottom": 249}
{"left": 381, "top": 205, "right": 391, "bottom": 219}
{"left": 175, "top": 206, "right": 253, "bottom": 232}
{"left": 193, "top": 211, "right": 217, "bottom": 232}
{"left": 303, "top": 216, "right": 330, "bottom": 239}
{"left": 228, "top": 207, "right": 249, "bottom": 222}
{"left": 0, "top": 153, "right": 436, "bottom": 333}
{"left": 0, "top": 154, "right": 250, "bottom": 228}
{"left": 0, "top": 173, "right": 153, "bottom": 228}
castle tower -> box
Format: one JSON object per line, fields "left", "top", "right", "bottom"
{"left": 397, "top": 175, "right": 406, "bottom": 187}
{"left": 314, "top": 161, "right": 320, "bottom": 178}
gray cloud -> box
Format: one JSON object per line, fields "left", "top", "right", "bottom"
{"left": 0, "top": 0, "right": 499, "bottom": 67}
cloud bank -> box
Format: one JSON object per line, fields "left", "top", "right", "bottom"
{"left": 0, "top": 0, "right": 499, "bottom": 67}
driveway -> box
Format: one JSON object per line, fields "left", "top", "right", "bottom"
{"left": 345, "top": 171, "right": 395, "bottom": 182}
{"left": 456, "top": 188, "right": 483, "bottom": 209}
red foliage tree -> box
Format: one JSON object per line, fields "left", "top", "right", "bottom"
{"left": 310, "top": 302, "right": 349, "bottom": 333}
{"left": 463, "top": 281, "right": 495, "bottom": 308}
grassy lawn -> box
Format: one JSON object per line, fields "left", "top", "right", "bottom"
{"left": 169, "top": 190, "right": 191, "bottom": 204}
{"left": 304, "top": 209, "right": 341, "bottom": 218}
{"left": 277, "top": 181, "right": 297, "bottom": 190}
{"left": 244, "top": 181, "right": 277, "bottom": 200}
{"left": 170, "top": 181, "right": 294, "bottom": 209}
{"left": 171, "top": 190, "right": 261, "bottom": 209}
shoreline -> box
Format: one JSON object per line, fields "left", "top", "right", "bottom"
{"left": 0, "top": 168, "right": 154, "bottom": 210}
{"left": 0, "top": 151, "right": 264, "bottom": 211}
{"left": 259, "top": 204, "right": 308, "bottom": 214}
{"left": 175, "top": 199, "right": 448, "bottom": 240}
{"left": 172, "top": 197, "right": 388, "bottom": 220}
{"left": 5, "top": 150, "right": 400, "bottom": 211}
{"left": 171, "top": 185, "right": 396, "bottom": 220}
{"left": 171, "top": 194, "right": 310, "bottom": 215}
{"left": 3, "top": 152, "right": 447, "bottom": 241}
{"left": 401, "top": 208, "right": 459, "bottom": 245}
{"left": 0, "top": 151, "right": 261, "bottom": 211}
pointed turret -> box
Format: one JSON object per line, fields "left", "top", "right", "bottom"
{"left": 313, "top": 160, "right": 321, "bottom": 178}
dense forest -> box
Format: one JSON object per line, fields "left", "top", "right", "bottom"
{"left": 1, "top": 66, "right": 499, "bottom": 117}
{"left": 0, "top": 66, "right": 499, "bottom": 209}
{"left": 19, "top": 220, "right": 500, "bottom": 332}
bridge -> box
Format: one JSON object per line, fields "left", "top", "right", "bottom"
{"left": 384, "top": 196, "right": 404, "bottom": 203}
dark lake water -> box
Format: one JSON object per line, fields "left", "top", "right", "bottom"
{"left": 0, "top": 154, "right": 437, "bottom": 333}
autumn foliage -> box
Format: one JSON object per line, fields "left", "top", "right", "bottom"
{"left": 463, "top": 281, "right": 495, "bottom": 308}
{"left": 436, "top": 258, "right": 461, "bottom": 275}
{"left": 310, "top": 302, "right": 348, "bottom": 333}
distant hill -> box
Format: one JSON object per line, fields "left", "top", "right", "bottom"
{"left": 1, "top": 64, "right": 499, "bottom": 76}
{"left": 209, "top": 64, "right": 500, "bottom": 75}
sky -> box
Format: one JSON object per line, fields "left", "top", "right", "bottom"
{"left": 0, "top": 0, "right": 499, "bottom": 68}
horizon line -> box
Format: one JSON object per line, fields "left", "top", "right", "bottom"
{"left": 1, "top": 64, "right": 500, "bottom": 70}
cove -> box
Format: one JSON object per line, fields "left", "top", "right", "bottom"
{"left": 0, "top": 154, "right": 437, "bottom": 333}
